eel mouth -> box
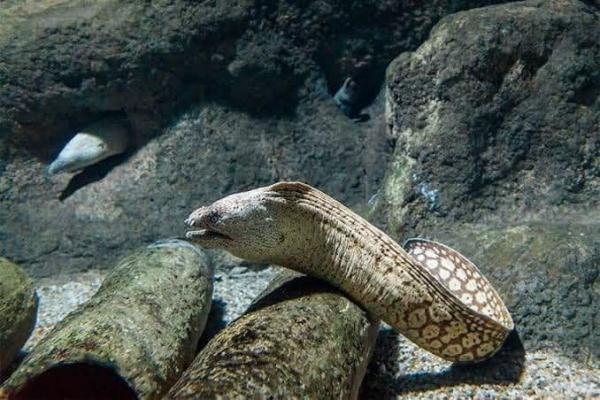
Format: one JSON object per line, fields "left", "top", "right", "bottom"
{"left": 185, "top": 229, "right": 233, "bottom": 242}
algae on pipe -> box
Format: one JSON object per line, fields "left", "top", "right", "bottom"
{"left": 0, "top": 258, "right": 37, "bottom": 377}
{"left": 166, "top": 269, "right": 378, "bottom": 400}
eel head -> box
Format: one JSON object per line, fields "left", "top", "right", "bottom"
{"left": 185, "top": 186, "right": 288, "bottom": 263}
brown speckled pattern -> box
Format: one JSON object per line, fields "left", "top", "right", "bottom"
{"left": 272, "top": 183, "right": 514, "bottom": 363}
{"left": 401, "top": 239, "right": 514, "bottom": 362}
{"left": 405, "top": 239, "right": 512, "bottom": 329}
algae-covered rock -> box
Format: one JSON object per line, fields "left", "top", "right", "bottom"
{"left": 166, "top": 269, "right": 379, "bottom": 400}
{"left": 379, "top": 0, "right": 599, "bottom": 235}
{"left": 0, "top": 258, "right": 37, "bottom": 376}
{"left": 0, "top": 239, "right": 213, "bottom": 400}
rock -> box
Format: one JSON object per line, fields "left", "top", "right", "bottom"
{"left": 369, "top": 2, "right": 600, "bottom": 395}
{"left": 0, "top": 258, "right": 37, "bottom": 377}
{"left": 165, "top": 270, "right": 378, "bottom": 400}
{"left": 48, "top": 117, "right": 129, "bottom": 174}
{"left": 0, "top": 0, "right": 510, "bottom": 276}
{"left": 0, "top": 0, "right": 508, "bottom": 154}
{"left": 379, "top": 0, "right": 599, "bottom": 235}
{"left": 0, "top": 239, "right": 214, "bottom": 400}
{"left": 0, "top": 0, "right": 251, "bottom": 154}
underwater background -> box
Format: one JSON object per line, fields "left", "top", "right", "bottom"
{"left": 0, "top": 0, "right": 598, "bottom": 398}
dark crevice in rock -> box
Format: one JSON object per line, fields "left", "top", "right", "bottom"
{"left": 196, "top": 298, "right": 228, "bottom": 353}
{"left": 580, "top": 0, "right": 600, "bottom": 12}
{"left": 316, "top": 1, "right": 510, "bottom": 117}
{"left": 569, "top": 77, "right": 600, "bottom": 106}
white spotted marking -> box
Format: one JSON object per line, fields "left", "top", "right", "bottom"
{"left": 466, "top": 280, "right": 478, "bottom": 291}
{"left": 425, "top": 248, "right": 437, "bottom": 258}
{"left": 448, "top": 278, "right": 462, "bottom": 292}
{"left": 441, "top": 257, "right": 454, "bottom": 270}
{"left": 475, "top": 291, "right": 486, "bottom": 304}
{"left": 439, "top": 268, "right": 451, "bottom": 280}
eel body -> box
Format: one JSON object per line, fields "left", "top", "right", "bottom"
{"left": 185, "top": 182, "right": 513, "bottom": 363}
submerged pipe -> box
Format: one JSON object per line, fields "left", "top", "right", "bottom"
{"left": 165, "top": 269, "right": 379, "bottom": 400}
{"left": 0, "top": 239, "right": 213, "bottom": 400}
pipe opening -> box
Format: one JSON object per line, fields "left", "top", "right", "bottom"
{"left": 12, "top": 363, "right": 137, "bottom": 400}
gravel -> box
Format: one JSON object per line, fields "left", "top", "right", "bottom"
{"left": 18, "top": 267, "right": 600, "bottom": 399}
{"left": 24, "top": 271, "right": 105, "bottom": 350}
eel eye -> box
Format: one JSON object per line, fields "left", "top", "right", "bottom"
{"left": 208, "top": 211, "right": 220, "bottom": 225}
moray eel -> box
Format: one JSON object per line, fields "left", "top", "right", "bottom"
{"left": 334, "top": 77, "right": 361, "bottom": 118}
{"left": 185, "top": 181, "right": 513, "bottom": 363}
{"left": 48, "top": 118, "right": 129, "bottom": 174}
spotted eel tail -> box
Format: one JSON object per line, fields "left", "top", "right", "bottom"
{"left": 404, "top": 238, "right": 514, "bottom": 362}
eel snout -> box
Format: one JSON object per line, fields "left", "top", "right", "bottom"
{"left": 185, "top": 209, "right": 232, "bottom": 242}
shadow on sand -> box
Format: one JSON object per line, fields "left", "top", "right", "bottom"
{"left": 361, "top": 328, "right": 525, "bottom": 399}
